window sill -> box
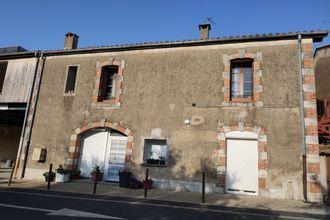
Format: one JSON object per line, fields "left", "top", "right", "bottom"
{"left": 141, "top": 163, "right": 167, "bottom": 167}
{"left": 230, "top": 98, "right": 253, "bottom": 103}
{"left": 222, "top": 101, "right": 263, "bottom": 108}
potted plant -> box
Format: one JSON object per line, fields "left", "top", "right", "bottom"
{"left": 55, "top": 165, "right": 70, "bottom": 183}
{"left": 143, "top": 178, "right": 153, "bottom": 189}
{"left": 90, "top": 165, "right": 104, "bottom": 181}
{"left": 70, "top": 169, "right": 81, "bottom": 180}
{"left": 43, "top": 171, "right": 55, "bottom": 182}
{"left": 159, "top": 156, "right": 166, "bottom": 165}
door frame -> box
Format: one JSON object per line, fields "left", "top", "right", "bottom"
{"left": 217, "top": 125, "right": 268, "bottom": 196}
{"left": 104, "top": 135, "right": 128, "bottom": 182}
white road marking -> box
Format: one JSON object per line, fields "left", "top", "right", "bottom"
{"left": 0, "top": 190, "right": 323, "bottom": 220}
{"left": 48, "top": 208, "right": 125, "bottom": 219}
{"left": 0, "top": 203, "right": 125, "bottom": 219}
{"left": 0, "top": 203, "right": 53, "bottom": 212}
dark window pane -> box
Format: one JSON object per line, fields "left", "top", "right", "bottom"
{"left": 0, "top": 62, "right": 8, "bottom": 93}
{"left": 99, "top": 65, "right": 118, "bottom": 101}
{"left": 244, "top": 68, "right": 252, "bottom": 81}
{"left": 65, "top": 66, "right": 77, "bottom": 93}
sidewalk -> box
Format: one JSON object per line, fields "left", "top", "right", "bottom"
{"left": 1, "top": 179, "right": 329, "bottom": 216}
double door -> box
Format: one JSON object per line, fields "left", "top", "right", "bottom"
{"left": 79, "top": 131, "right": 127, "bottom": 182}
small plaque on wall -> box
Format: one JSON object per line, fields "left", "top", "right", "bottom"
{"left": 32, "top": 148, "right": 47, "bottom": 162}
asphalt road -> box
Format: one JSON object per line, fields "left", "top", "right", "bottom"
{"left": 0, "top": 188, "right": 326, "bottom": 220}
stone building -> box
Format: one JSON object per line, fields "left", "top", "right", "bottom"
{"left": 314, "top": 44, "right": 330, "bottom": 200}
{"left": 1, "top": 26, "right": 328, "bottom": 202}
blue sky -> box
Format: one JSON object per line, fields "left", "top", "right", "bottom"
{"left": 0, "top": 0, "right": 329, "bottom": 51}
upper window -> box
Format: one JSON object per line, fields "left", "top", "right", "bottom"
{"left": 64, "top": 66, "right": 78, "bottom": 94}
{"left": 143, "top": 139, "right": 167, "bottom": 166}
{"left": 98, "top": 65, "right": 118, "bottom": 102}
{"left": 230, "top": 59, "right": 253, "bottom": 101}
{"left": 0, "top": 62, "right": 8, "bottom": 94}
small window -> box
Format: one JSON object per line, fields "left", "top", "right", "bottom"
{"left": 0, "top": 62, "right": 8, "bottom": 93}
{"left": 65, "top": 66, "right": 78, "bottom": 94}
{"left": 99, "top": 65, "right": 118, "bottom": 101}
{"left": 143, "top": 139, "right": 167, "bottom": 165}
{"left": 230, "top": 59, "right": 253, "bottom": 101}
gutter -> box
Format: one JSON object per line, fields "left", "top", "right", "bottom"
{"left": 297, "top": 34, "right": 307, "bottom": 201}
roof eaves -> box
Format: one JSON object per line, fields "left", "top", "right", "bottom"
{"left": 42, "top": 30, "right": 329, "bottom": 56}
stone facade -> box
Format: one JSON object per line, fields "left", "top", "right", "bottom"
{"left": 14, "top": 33, "right": 328, "bottom": 202}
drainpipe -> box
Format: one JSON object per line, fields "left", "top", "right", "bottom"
{"left": 298, "top": 34, "right": 307, "bottom": 201}
{"left": 12, "top": 52, "right": 40, "bottom": 179}
{"left": 20, "top": 53, "right": 46, "bottom": 178}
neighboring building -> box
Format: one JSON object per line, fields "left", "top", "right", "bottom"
{"left": 314, "top": 45, "right": 330, "bottom": 201}
{"left": 0, "top": 46, "right": 38, "bottom": 172}
{"left": 2, "top": 27, "right": 328, "bottom": 202}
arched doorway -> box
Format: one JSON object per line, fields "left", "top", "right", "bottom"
{"left": 66, "top": 120, "right": 134, "bottom": 182}
{"left": 79, "top": 129, "right": 127, "bottom": 182}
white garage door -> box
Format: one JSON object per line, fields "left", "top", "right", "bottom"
{"left": 79, "top": 131, "right": 108, "bottom": 178}
{"left": 226, "top": 139, "right": 258, "bottom": 195}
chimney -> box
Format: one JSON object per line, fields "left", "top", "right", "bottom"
{"left": 64, "top": 32, "right": 79, "bottom": 49}
{"left": 199, "top": 24, "right": 211, "bottom": 39}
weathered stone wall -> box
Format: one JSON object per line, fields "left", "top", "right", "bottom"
{"left": 26, "top": 39, "right": 311, "bottom": 199}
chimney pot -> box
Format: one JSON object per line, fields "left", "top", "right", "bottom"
{"left": 64, "top": 32, "right": 79, "bottom": 49}
{"left": 199, "top": 24, "right": 211, "bottom": 40}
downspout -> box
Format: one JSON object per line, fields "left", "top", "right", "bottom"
{"left": 20, "top": 53, "right": 46, "bottom": 178}
{"left": 12, "top": 51, "right": 40, "bottom": 179}
{"left": 298, "top": 34, "right": 307, "bottom": 201}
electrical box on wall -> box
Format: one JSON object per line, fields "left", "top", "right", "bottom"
{"left": 32, "top": 148, "right": 47, "bottom": 162}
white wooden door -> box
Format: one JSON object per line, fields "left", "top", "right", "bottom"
{"left": 104, "top": 136, "right": 127, "bottom": 182}
{"left": 79, "top": 131, "right": 108, "bottom": 178}
{"left": 226, "top": 139, "right": 258, "bottom": 195}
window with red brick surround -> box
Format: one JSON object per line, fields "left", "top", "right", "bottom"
{"left": 222, "top": 50, "right": 263, "bottom": 107}
{"left": 91, "top": 59, "right": 125, "bottom": 109}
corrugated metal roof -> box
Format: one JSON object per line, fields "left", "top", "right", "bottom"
{"left": 0, "top": 46, "right": 28, "bottom": 54}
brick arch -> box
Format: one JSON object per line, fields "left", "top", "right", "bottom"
{"left": 217, "top": 123, "right": 268, "bottom": 194}
{"left": 65, "top": 120, "right": 133, "bottom": 170}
